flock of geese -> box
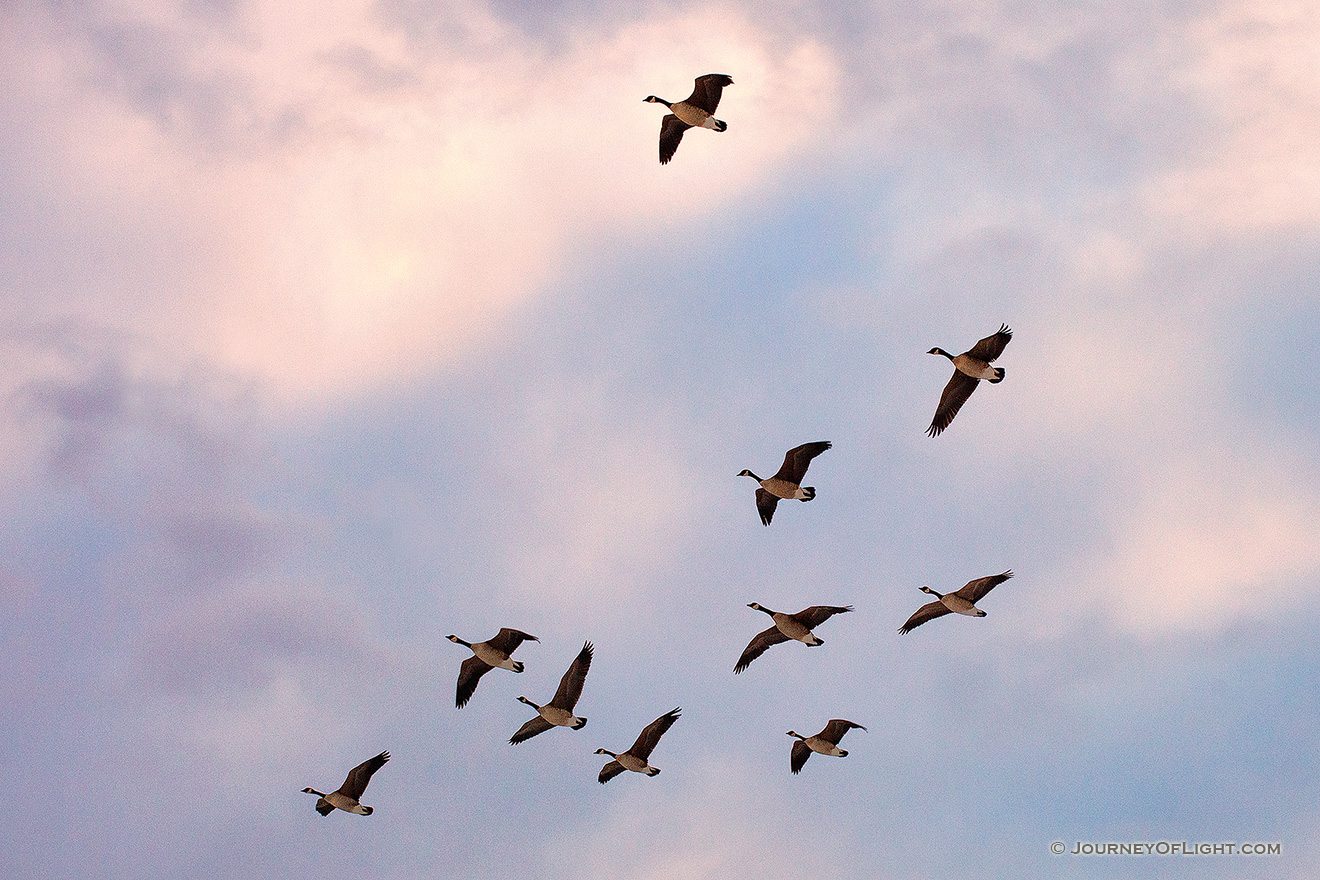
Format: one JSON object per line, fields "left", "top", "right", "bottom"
{"left": 301, "top": 74, "right": 1019, "bottom": 817}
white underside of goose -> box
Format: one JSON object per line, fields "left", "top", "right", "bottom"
{"left": 539, "top": 706, "right": 584, "bottom": 728}
{"left": 472, "top": 644, "right": 518, "bottom": 670}
{"left": 941, "top": 595, "right": 985, "bottom": 616}
{"left": 616, "top": 754, "right": 658, "bottom": 775}
{"left": 951, "top": 355, "right": 999, "bottom": 380}
{"left": 804, "top": 738, "right": 846, "bottom": 757}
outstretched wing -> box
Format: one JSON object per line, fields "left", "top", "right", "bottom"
{"left": 755, "top": 487, "right": 779, "bottom": 526}
{"left": 487, "top": 628, "right": 538, "bottom": 655}
{"left": 686, "top": 73, "right": 734, "bottom": 114}
{"left": 456, "top": 655, "right": 493, "bottom": 708}
{"left": 773, "top": 441, "right": 832, "bottom": 483}
{"left": 956, "top": 570, "right": 1013, "bottom": 603}
{"left": 598, "top": 760, "right": 626, "bottom": 784}
{"left": 820, "top": 719, "right": 866, "bottom": 744}
{"left": 339, "top": 751, "right": 389, "bottom": 800}
{"left": 734, "top": 625, "right": 790, "bottom": 674}
{"left": 926, "top": 370, "right": 979, "bottom": 437}
{"left": 793, "top": 605, "right": 854, "bottom": 629}
{"left": 315, "top": 798, "right": 335, "bottom": 816}
{"left": 790, "top": 740, "right": 811, "bottom": 775}
{"left": 659, "top": 114, "right": 691, "bottom": 165}
{"left": 966, "top": 324, "right": 1012, "bottom": 363}
{"left": 509, "top": 715, "right": 554, "bottom": 745}
{"left": 628, "top": 707, "right": 681, "bottom": 760}
{"left": 551, "top": 641, "right": 593, "bottom": 710}
{"left": 899, "top": 600, "right": 951, "bottom": 634}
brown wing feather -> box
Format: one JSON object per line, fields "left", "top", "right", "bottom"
{"left": 339, "top": 751, "right": 389, "bottom": 800}
{"left": 773, "top": 441, "right": 831, "bottom": 483}
{"left": 659, "top": 114, "right": 691, "bottom": 165}
{"left": 628, "top": 707, "right": 680, "bottom": 760}
{"left": 927, "top": 370, "right": 979, "bottom": 437}
{"left": 754, "top": 487, "right": 778, "bottom": 526}
{"left": 956, "top": 570, "right": 1013, "bottom": 603}
{"left": 820, "top": 719, "right": 866, "bottom": 744}
{"left": 734, "top": 625, "right": 791, "bottom": 674}
{"left": 686, "top": 73, "right": 733, "bottom": 114}
{"left": 456, "top": 655, "right": 492, "bottom": 708}
{"left": 899, "top": 599, "right": 951, "bottom": 634}
{"left": 793, "top": 605, "right": 853, "bottom": 629}
{"left": 965, "top": 324, "right": 1012, "bottom": 362}
{"left": 486, "top": 627, "right": 538, "bottom": 655}
{"left": 790, "top": 740, "right": 811, "bottom": 774}
{"left": 598, "top": 760, "right": 626, "bottom": 784}
{"left": 509, "top": 715, "right": 555, "bottom": 745}
{"left": 550, "top": 641, "right": 592, "bottom": 710}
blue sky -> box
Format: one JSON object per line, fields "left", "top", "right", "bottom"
{"left": 2, "top": 1, "right": 1319, "bottom": 878}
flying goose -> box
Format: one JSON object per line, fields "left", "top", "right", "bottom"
{"left": 302, "top": 751, "right": 390, "bottom": 816}
{"left": 447, "top": 628, "right": 538, "bottom": 708}
{"left": 738, "top": 441, "right": 832, "bottom": 526}
{"left": 510, "top": 641, "right": 593, "bottom": 744}
{"left": 735, "top": 603, "right": 854, "bottom": 673}
{"left": 595, "top": 707, "right": 681, "bottom": 783}
{"left": 926, "top": 324, "right": 1013, "bottom": 437}
{"left": 788, "top": 720, "right": 865, "bottom": 774}
{"left": 898, "top": 570, "right": 1013, "bottom": 634}
{"left": 644, "top": 73, "right": 733, "bottom": 164}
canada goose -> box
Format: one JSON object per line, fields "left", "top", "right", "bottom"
{"left": 738, "top": 441, "right": 831, "bottom": 525}
{"left": 447, "top": 628, "right": 539, "bottom": 708}
{"left": 595, "top": 707, "right": 681, "bottom": 783}
{"left": 644, "top": 73, "right": 733, "bottom": 164}
{"left": 735, "top": 603, "right": 854, "bottom": 673}
{"left": 898, "top": 570, "right": 1013, "bottom": 634}
{"left": 510, "top": 641, "right": 593, "bottom": 744}
{"left": 926, "top": 324, "right": 1013, "bottom": 437}
{"left": 301, "top": 751, "right": 389, "bottom": 816}
{"left": 788, "top": 720, "right": 865, "bottom": 774}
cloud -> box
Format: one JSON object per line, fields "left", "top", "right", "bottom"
{"left": 3, "top": 1, "right": 840, "bottom": 402}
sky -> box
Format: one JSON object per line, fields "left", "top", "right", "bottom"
{"left": 2, "top": 0, "right": 1319, "bottom": 877}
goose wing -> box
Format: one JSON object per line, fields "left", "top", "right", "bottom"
{"left": 755, "top": 487, "right": 779, "bottom": 526}
{"left": 820, "top": 719, "right": 866, "bottom": 744}
{"left": 773, "top": 441, "right": 832, "bottom": 484}
{"left": 965, "top": 324, "right": 1012, "bottom": 362}
{"left": 899, "top": 599, "right": 951, "bottom": 634}
{"left": 793, "top": 605, "right": 854, "bottom": 629}
{"left": 550, "top": 641, "right": 593, "bottom": 710}
{"left": 956, "top": 570, "right": 1013, "bottom": 603}
{"left": 686, "top": 73, "right": 733, "bottom": 114}
{"left": 487, "top": 627, "right": 538, "bottom": 655}
{"left": 790, "top": 740, "right": 812, "bottom": 774}
{"left": 627, "top": 707, "right": 681, "bottom": 760}
{"left": 315, "top": 798, "right": 335, "bottom": 816}
{"left": 456, "top": 655, "right": 493, "bottom": 708}
{"left": 339, "top": 751, "right": 389, "bottom": 800}
{"left": 598, "top": 760, "right": 627, "bottom": 784}
{"left": 509, "top": 715, "right": 555, "bottom": 745}
{"left": 926, "top": 370, "right": 979, "bottom": 437}
{"left": 734, "top": 625, "right": 790, "bottom": 674}
{"left": 659, "top": 114, "right": 691, "bottom": 165}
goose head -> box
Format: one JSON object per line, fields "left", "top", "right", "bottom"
{"left": 643, "top": 95, "right": 669, "bottom": 106}
{"left": 301, "top": 787, "right": 325, "bottom": 796}
{"left": 517, "top": 695, "right": 538, "bottom": 708}
{"left": 446, "top": 634, "right": 469, "bottom": 646}
{"left": 919, "top": 586, "right": 941, "bottom": 597}
{"left": 928, "top": 347, "right": 952, "bottom": 358}
{"left": 594, "top": 748, "right": 616, "bottom": 758}
{"left": 737, "top": 469, "right": 760, "bottom": 480}
{"left": 786, "top": 731, "right": 805, "bottom": 740}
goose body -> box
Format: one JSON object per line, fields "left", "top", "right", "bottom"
{"left": 644, "top": 74, "right": 733, "bottom": 164}
{"left": 899, "top": 570, "right": 1013, "bottom": 634}
{"left": 302, "top": 751, "right": 389, "bottom": 816}
{"left": 735, "top": 603, "right": 853, "bottom": 673}
{"left": 738, "top": 441, "right": 831, "bottom": 525}
{"left": 926, "top": 324, "right": 1012, "bottom": 437}
{"left": 447, "top": 627, "right": 538, "bottom": 708}
{"left": 511, "top": 641, "right": 593, "bottom": 744}
{"left": 595, "top": 708, "right": 680, "bottom": 783}
{"left": 788, "top": 720, "right": 865, "bottom": 774}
